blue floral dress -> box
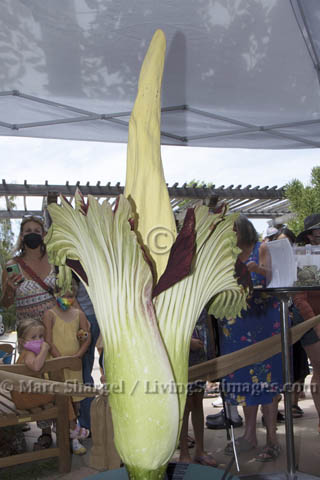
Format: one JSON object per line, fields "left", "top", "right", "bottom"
{"left": 219, "top": 242, "right": 283, "bottom": 406}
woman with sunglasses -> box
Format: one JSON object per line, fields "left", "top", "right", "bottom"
{"left": 1, "top": 215, "right": 56, "bottom": 326}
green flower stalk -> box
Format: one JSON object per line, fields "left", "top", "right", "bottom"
{"left": 45, "top": 29, "right": 248, "bottom": 480}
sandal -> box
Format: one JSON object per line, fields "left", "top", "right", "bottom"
{"left": 292, "top": 405, "right": 304, "bottom": 418}
{"left": 256, "top": 444, "right": 281, "bottom": 462}
{"left": 224, "top": 437, "right": 256, "bottom": 456}
{"left": 194, "top": 453, "right": 217, "bottom": 467}
{"left": 71, "top": 438, "right": 87, "bottom": 455}
{"left": 33, "top": 433, "right": 53, "bottom": 451}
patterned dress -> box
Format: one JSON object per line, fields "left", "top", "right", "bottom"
{"left": 219, "top": 242, "right": 283, "bottom": 406}
{"left": 15, "top": 268, "right": 56, "bottom": 325}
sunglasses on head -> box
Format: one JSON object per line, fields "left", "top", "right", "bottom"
{"left": 21, "top": 215, "right": 45, "bottom": 231}
{"left": 22, "top": 214, "right": 44, "bottom": 222}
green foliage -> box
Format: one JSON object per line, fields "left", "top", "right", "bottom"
{"left": 0, "top": 219, "right": 14, "bottom": 265}
{"left": 183, "top": 179, "right": 213, "bottom": 189}
{"left": 285, "top": 166, "right": 320, "bottom": 235}
{"left": 0, "top": 201, "right": 16, "bottom": 332}
{"left": 1, "top": 304, "right": 16, "bottom": 332}
{"left": 177, "top": 179, "right": 214, "bottom": 208}
{"left": 185, "top": 179, "right": 213, "bottom": 187}
{"left": 0, "top": 196, "right": 15, "bottom": 266}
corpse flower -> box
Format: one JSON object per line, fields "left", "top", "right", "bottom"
{"left": 45, "top": 29, "right": 247, "bottom": 480}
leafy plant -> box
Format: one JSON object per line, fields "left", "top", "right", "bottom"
{"left": 285, "top": 166, "right": 320, "bottom": 235}
{"left": 176, "top": 179, "right": 214, "bottom": 209}
{"left": 0, "top": 200, "right": 16, "bottom": 332}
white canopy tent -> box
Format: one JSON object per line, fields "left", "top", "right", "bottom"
{"left": 0, "top": 0, "right": 320, "bottom": 149}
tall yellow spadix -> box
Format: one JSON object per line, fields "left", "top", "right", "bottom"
{"left": 125, "top": 29, "right": 177, "bottom": 282}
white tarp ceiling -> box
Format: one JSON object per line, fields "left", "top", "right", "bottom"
{"left": 0, "top": 0, "right": 320, "bottom": 149}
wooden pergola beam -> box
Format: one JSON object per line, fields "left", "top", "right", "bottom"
{"left": 0, "top": 181, "right": 290, "bottom": 220}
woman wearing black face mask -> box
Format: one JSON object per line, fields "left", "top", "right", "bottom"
{"left": 1, "top": 218, "right": 59, "bottom": 450}
{"left": 1, "top": 216, "right": 56, "bottom": 326}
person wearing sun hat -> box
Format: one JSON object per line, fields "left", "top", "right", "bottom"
{"left": 263, "top": 226, "right": 279, "bottom": 242}
{"left": 293, "top": 213, "right": 320, "bottom": 434}
{"left": 296, "top": 213, "right": 320, "bottom": 244}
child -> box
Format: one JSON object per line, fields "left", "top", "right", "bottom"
{"left": 43, "top": 280, "right": 91, "bottom": 453}
{"left": 15, "top": 318, "right": 86, "bottom": 454}
{"left": 15, "top": 318, "right": 53, "bottom": 450}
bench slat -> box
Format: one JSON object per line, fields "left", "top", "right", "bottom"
{"left": 0, "top": 447, "right": 60, "bottom": 468}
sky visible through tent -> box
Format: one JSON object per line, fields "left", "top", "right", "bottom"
{"left": 1, "top": 136, "right": 319, "bottom": 237}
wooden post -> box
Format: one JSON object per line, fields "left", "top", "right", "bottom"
{"left": 90, "top": 395, "right": 121, "bottom": 471}
{"left": 56, "top": 394, "right": 72, "bottom": 473}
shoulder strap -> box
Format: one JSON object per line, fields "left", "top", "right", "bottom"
{"left": 16, "top": 257, "right": 54, "bottom": 295}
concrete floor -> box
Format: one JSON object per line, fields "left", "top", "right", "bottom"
{"left": 200, "top": 389, "right": 320, "bottom": 478}
{"left": 1, "top": 331, "right": 319, "bottom": 479}
{"left": 10, "top": 380, "right": 320, "bottom": 480}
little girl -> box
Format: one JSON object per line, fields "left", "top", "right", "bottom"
{"left": 43, "top": 280, "right": 91, "bottom": 452}
{"left": 15, "top": 318, "right": 87, "bottom": 454}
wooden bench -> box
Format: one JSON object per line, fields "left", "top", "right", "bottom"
{"left": 0, "top": 353, "right": 82, "bottom": 474}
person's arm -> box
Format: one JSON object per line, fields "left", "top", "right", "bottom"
{"left": 294, "top": 291, "right": 320, "bottom": 339}
{"left": 23, "top": 343, "right": 50, "bottom": 372}
{"left": 190, "top": 338, "right": 204, "bottom": 351}
{"left": 43, "top": 310, "right": 61, "bottom": 358}
{"left": 293, "top": 292, "right": 315, "bottom": 321}
{"left": 0, "top": 263, "right": 22, "bottom": 307}
{"left": 246, "top": 242, "right": 269, "bottom": 277}
{"left": 73, "top": 310, "right": 91, "bottom": 358}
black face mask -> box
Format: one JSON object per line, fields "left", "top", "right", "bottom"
{"left": 23, "top": 233, "right": 43, "bottom": 249}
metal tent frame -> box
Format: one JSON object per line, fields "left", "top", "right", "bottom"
{"left": 1, "top": 91, "right": 320, "bottom": 148}
{"left": 1, "top": 0, "right": 320, "bottom": 149}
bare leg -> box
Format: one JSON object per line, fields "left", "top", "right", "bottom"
{"left": 292, "top": 386, "right": 301, "bottom": 407}
{"left": 292, "top": 380, "right": 304, "bottom": 408}
{"left": 190, "top": 391, "right": 205, "bottom": 457}
{"left": 179, "top": 396, "right": 193, "bottom": 463}
{"left": 241, "top": 404, "right": 259, "bottom": 447}
{"left": 261, "top": 396, "right": 278, "bottom": 446}
{"left": 223, "top": 404, "right": 258, "bottom": 455}
{"left": 191, "top": 390, "right": 217, "bottom": 466}
{"left": 304, "top": 342, "right": 320, "bottom": 426}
